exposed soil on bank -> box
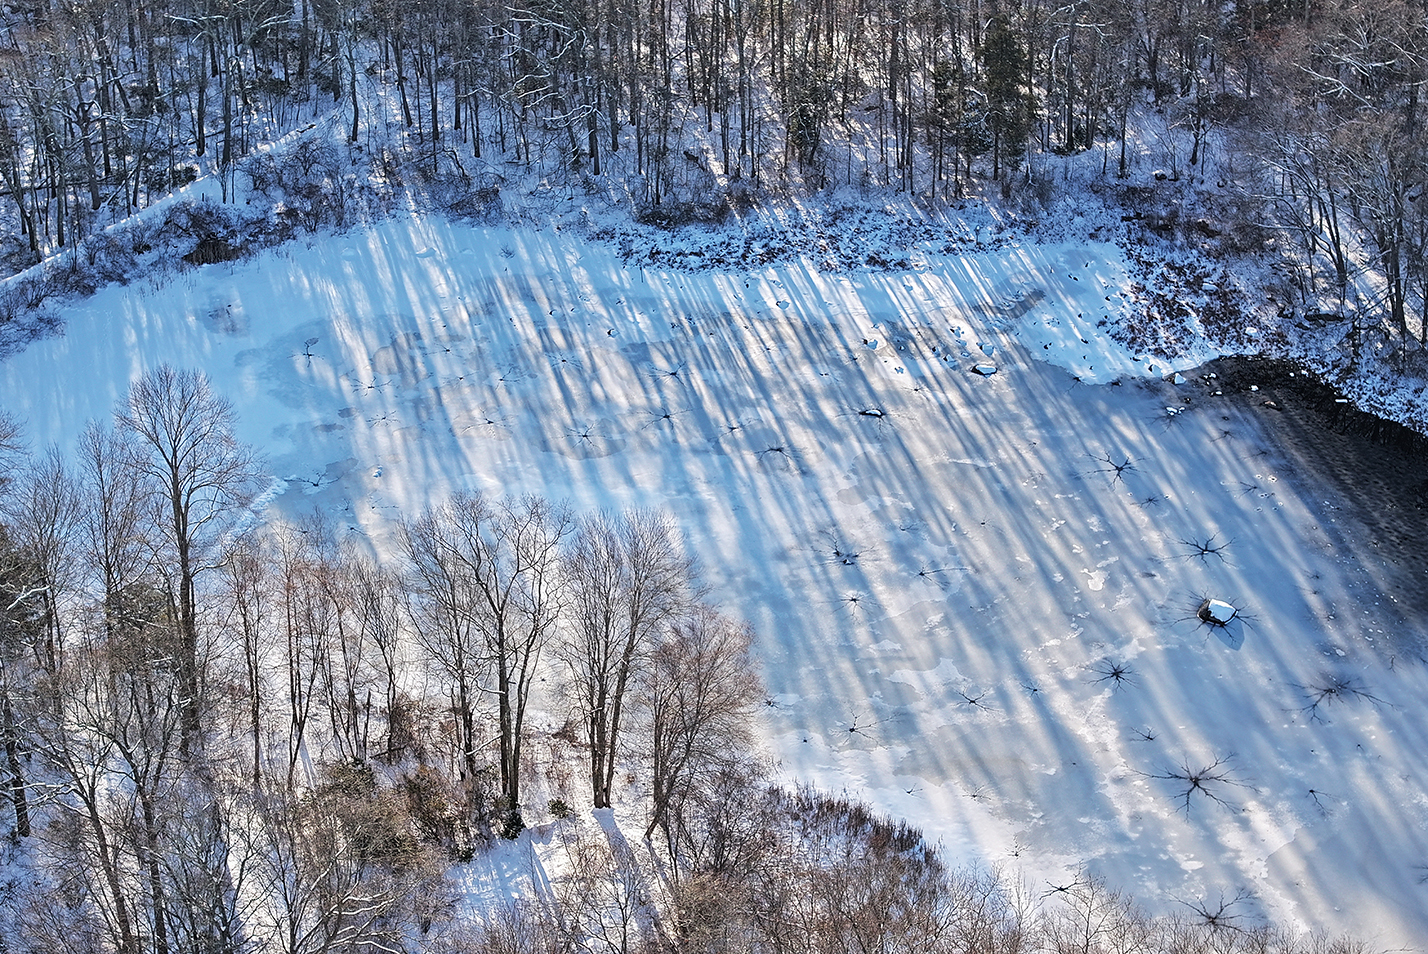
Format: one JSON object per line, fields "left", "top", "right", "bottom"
{"left": 1185, "top": 355, "right": 1428, "bottom": 657}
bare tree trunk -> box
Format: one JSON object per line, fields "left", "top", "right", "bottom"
{"left": 118, "top": 366, "right": 263, "bottom": 758}
{"left": 404, "top": 494, "right": 570, "bottom": 837}
{"left": 642, "top": 606, "right": 760, "bottom": 854}
{"left": 562, "top": 510, "right": 692, "bottom": 809}
{"left": 0, "top": 692, "right": 29, "bottom": 837}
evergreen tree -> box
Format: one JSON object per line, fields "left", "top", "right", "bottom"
{"left": 979, "top": 16, "right": 1034, "bottom": 182}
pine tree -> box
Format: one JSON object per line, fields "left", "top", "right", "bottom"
{"left": 979, "top": 16, "right": 1034, "bottom": 182}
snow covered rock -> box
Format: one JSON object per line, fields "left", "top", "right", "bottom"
{"left": 1197, "top": 598, "right": 1238, "bottom": 626}
{"left": 972, "top": 363, "right": 998, "bottom": 376}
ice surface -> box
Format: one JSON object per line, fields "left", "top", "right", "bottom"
{"left": 4, "top": 215, "right": 1426, "bottom": 947}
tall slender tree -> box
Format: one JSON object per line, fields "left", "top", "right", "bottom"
{"left": 117, "top": 365, "right": 265, "bottom": 754}
{"left": 406, "top": 493, "right": 571, "bottom": 837}
{"left": 561, "top": 509, "right": 694, "bottom": 809}
{"left": 979, "top": 15, "right": 1034, "bottom": 182}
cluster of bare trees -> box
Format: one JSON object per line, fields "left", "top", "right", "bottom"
{"left": 1249, "top": 2, "right": 1428, "bottom": 341}
{"left": 0, "top": 366, "right": 765, "bottom": 954}
{"left": 397, "top": 494, "right": 759, "bottom": 842}
{"left": 0, "top": 368, "right": 269, "bottom": 954}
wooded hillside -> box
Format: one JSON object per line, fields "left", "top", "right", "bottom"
{"left": 0, "top": 0, "right": 1425, "bottom": 338}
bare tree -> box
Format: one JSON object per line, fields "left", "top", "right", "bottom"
{"left": 34, "top": 578, "right": 185, "bottom": 954}
{"left": 404, "top": 495, "right": 501, "bottom": 828}
{"left": 0, "top": 414, "right": 33, "bottom": 841}
{"left": 117, "top": 365, "right": 265, "bottom": 752}
{"left": 561, "top": 509, "right": 694, "bottom": 808}
{"left": 642, "top": 604, "right": 761, "bottom": 855}
{"left": 0, "top": 413, "right": 22, "bottom": 492}
{"left": 351, "top": 555, "right": 408, "bottom": 764}
{"left": 1039, "top": 872, "right": 1150, "bottom": 954}
{"left": 242, "top": 761, "right": 451, "bottom": 954}
{"left": 36, "top": 717, "right": 143, "bottom": 954}
{"left": 156, "top": 777, "right": 254, "bottom": 954}
{"left": 295, "top": 525, "right": 381, "bottom": 766}
{"left": 85, "top": 589, "right": 188, "bottom": 954}
{"left": 405, "top": 493, "right": 572, "bottom": 836}
{"left": 1342, "top": 122, "right": 1426, "bottom": 345}
{"left": 219, "top": 530, "right": 274, "bottom": 786}
{"left": 549, "top": 829, "right": 651, "bottom": 954}
{"left": 75, "top": 424, "right": 151, "bottom": 644}
{"left": 0, "top": 523, "right": 44, "bottom": 841}
{"left": 271, "top": 521, "right": 336, "bottom": 791}
{"left": 463, "top": 899, "right": 563, "bottom": 954}
{"left": 485, "top": 495, "right": 572, "bottom": 834}
{"left": 0, "top": 447, "right": 81, "bottom": 847}
{"left": 2, "top": 447, "right": 80, "bottom": 678}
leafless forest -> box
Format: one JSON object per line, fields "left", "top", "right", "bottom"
{"left": 0, "top": 0, "right": 1425, "bottom": 339}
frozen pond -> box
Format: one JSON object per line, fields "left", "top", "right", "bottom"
{"left": 4, "top": 214, "right": 1426, "bottom": 946}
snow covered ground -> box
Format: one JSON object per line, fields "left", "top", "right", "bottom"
{"left": 4, "top": 207, "right": 1427, "bottom": 946}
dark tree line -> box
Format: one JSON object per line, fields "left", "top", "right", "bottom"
{"left": 1, "top": 0, "right": 1425, "bottom": 337}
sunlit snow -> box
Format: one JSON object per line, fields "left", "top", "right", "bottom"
{"left": 4, "top": 211, "right": 1425, "bottom": 947}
